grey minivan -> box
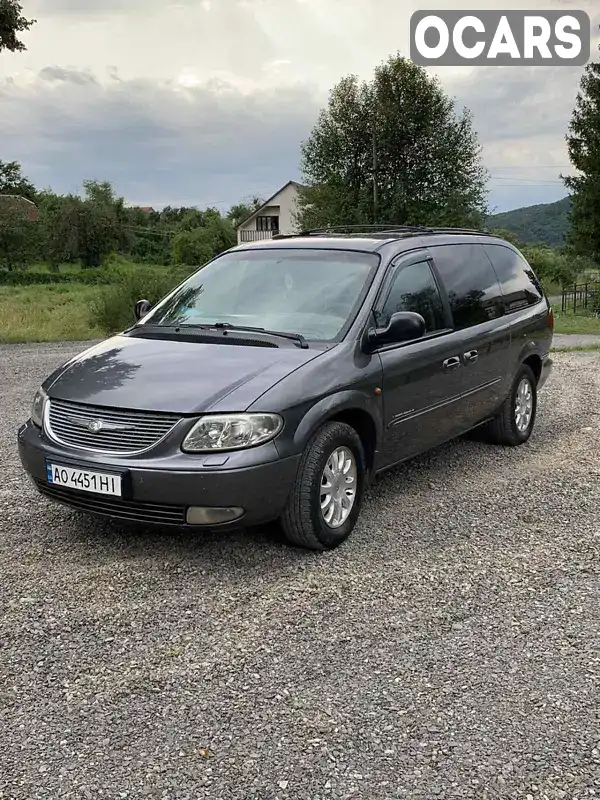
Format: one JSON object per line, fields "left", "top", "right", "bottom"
{"left": 18, "top": 226, "right": 553, "bottom": 550}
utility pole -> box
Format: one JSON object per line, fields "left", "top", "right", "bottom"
{"left": 372, "top": 128, "right": 378, "bottom": 224}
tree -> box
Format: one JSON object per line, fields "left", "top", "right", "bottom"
{"left": 562, "top": 41, "right": 600, "bottom": 264}
{"left": 520, "top": 244, "right": 579, "bottom": 289}
{"left": 0, "top": 160, "right": 37, "bottom": 201}
{"left": 296, "top": 54, "right": 489, "bottom": 230}
{"left": 487, "top": 227, "right": 521, "bottom": 246}
{"left": 227, "top": 197, "right": 263, "bottom": 227}
{"left": 0, "top": 0, "right": 36, "bottom": 53}
{"left": 172, "top": 212, "right": 236, "bottom": 266}
{"left": 35, "top": 182, "right": 127, "bottom": 269}
{"left": 172, "top": 228, "right": 215, "bottom": 267}
{"left": 0, "top": 205, "right": 31, "bottom": 269}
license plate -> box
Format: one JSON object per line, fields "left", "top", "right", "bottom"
{"left": 46, "top": 462, "right": 122, "bottom": 497}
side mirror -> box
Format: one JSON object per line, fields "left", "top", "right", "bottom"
{"left": 367, "top": 311, "right": 426, "bottom": 348}
{"left": 134, "top": 299, "right": 152, "bottom": 321}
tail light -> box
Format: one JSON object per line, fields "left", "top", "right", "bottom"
{"left": 548, "top": 306, "right": 554, "bottom": 331}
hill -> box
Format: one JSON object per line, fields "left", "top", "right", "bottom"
{"left": 487, "top": 196, "right": 571, "bottom": 247}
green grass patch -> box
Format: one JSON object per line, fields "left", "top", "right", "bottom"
{"left": 0, "top": 260, "right": 190, "bottom": 343}
{"left": 0, "top": 283, "right": 104, "bottom": 344}
{"left": 553, "top": 313, "right": 600, "bottom": 335}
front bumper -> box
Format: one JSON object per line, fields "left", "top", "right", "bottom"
{"left": 17, "top": 421, "right": 301, "bottom": 529}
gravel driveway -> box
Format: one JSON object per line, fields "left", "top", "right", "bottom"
{"left": 1, "top": 342, "right": 599, "bottom": 800}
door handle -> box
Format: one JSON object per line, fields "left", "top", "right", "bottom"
{"left": 442, "top": 356, "right": 461, "bottom": 370}
{"left": 464, "top": 350, "right": 479, "bottom": 363}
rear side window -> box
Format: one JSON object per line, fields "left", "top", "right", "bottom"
{"left": 484, "top": 244, "right": 543, "bottom": 312}
{"left": 430, "top": 244, "right": 503, "bottom": 330}
{"left": 376, "top": 260, "right": 446, "bottom": 333}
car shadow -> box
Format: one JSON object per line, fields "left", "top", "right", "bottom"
{"left": 52, "top": 428, "right": 522, "bottom": 575}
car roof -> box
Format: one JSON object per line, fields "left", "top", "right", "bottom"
{"left": 231, "top": 228, "right": 513, "bottom": 255}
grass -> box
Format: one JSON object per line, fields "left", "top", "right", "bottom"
{"left": 553, "top": 312, "right": 600, "bottom": 335}
{"left": 0, "top": 284, "right": 104, "bottom": 344}
{"left": 0, "top": 258, "right": 178, "bottom": 344}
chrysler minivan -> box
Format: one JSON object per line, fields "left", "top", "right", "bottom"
{"left": 18, "top": 225, "right": 553, "bottom": 550}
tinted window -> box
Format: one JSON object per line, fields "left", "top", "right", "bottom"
{"left": 376, "top": 260, "right": 445, "bottom": 333}
{"left": 431, "top": 244, "right": 503, "bottom": 329}
{"left": 485, "top": 244, "right": 543, "bottom": 312}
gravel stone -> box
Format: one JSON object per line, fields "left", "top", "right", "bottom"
{"left": 1, "top": 342, "right": 599, "bottom": 799}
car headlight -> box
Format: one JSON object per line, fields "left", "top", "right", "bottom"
{"left": 31, "top": 387, "right": 48, "bottom": 428}
{"left": 182, "top": 413, "right": 283, "bottom": 453}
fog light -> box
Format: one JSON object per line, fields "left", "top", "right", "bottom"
{"left": 186, "top": 506, "right": 244, "bottom": 525}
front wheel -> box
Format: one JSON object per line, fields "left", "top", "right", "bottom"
{"left": 483, "top": 363, "right": 538, "bottom": 446}
{"left": 279, "top": 421, "right": 366, "bottom": 551}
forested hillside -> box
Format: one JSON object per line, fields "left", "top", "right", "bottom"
{"left": 487, "top": 196, "right": 571, "bottom": 246}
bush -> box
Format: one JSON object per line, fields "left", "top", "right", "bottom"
{"left": 88, "top": 266, "right": 192, "bottom": 335}
{"left": 0, "top": 266, "right": 126, "bottom": 286}
{"left": 521, "top": 245, "right": 580, "bottom": 289}
{"left": 0, "top": 270, "right": 76, "bottom": 286}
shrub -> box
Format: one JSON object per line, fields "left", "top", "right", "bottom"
{"left": 0, "top": 270, "right": 75, "bottom": 286}
{"left": 521, "top": 245, "right": 580, "bottom": 289}
{"left": 88, "top": 266, "right": 191, "bottom": 335}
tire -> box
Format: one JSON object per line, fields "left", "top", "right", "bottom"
{"left": 279, "top": 421, "right": 366, "bottom": 551}
{"left": 483, "top": 363, "right": 538, "bottom": 446}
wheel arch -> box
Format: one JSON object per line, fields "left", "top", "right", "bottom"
{"left": 516, "top": 342, "right": 543, "bottom": 384}
{"left": 291, "top": 392, "right": 382, "bottom": 476}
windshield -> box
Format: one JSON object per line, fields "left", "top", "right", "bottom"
{"left": 141, "top": 248, "right": 379, "bottom": 340}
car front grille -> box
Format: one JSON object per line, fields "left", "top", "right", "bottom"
{"left": 46, "top": 398, "right": 182, "bottom": 454}
{"left": 34, "top": 480, "right": 187, "bottom": 526}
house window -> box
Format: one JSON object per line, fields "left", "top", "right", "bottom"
{"left": 256, "top": 216, "right": 279, "bottom": 232}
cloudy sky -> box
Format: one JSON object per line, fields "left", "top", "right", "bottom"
{"left": 1, "top": 0, "right": 598, "bottom": 213}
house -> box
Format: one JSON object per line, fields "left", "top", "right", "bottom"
{"left": 235, "top": 180, "right": 305, "bottom": 244}
{"left": 137, "top": 206, "right": 156, "bottom": 215}
{"left": 0, "top": 194, "right": 39, "bottom": 222}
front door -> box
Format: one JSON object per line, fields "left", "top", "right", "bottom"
{"left": 372, "top": 252, "right": 470, "bottom": 468}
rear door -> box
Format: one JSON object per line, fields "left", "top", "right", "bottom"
{"left": 428, "top": 242, "right": 511, "bottom": 428}
{"left": 373, "top": 250, "right": 474, "bottom": 467}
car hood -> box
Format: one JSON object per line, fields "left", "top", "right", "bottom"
{"left": 43, "top": 334, "right": 324, "bottom": 414}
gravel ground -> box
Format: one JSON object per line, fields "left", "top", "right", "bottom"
{"left": 1, "top": 342, "right": 599, "bottom": 800}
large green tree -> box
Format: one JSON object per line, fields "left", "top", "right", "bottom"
{"left": 0, "top": 160, "right": 37, "bottom": 201}
{"left": 297, "top": 54, "right": 489, "bottom": 230}
{"left": 0, "top": 0, "right": 35, "bottom": 53}
{"left": 563, "top": 42, "right": 600, "bottom": 263}
{"left": 0, "top": 162, "right": 38, "bottom": 268}
{"left": 35, "top": 181, "right": 129, "bottom": 269}
{"left": 172, "top": 208, "right": 236, "bottom": 266}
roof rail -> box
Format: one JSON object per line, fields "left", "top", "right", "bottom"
{"left": 272, "top": 224, "right": 496, "bottom": 240}
{"left": 300, "top": 224, "right": 430, "bottom": 235}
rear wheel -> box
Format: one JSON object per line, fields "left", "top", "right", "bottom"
{"left": 279, "top": 421, "right": 366, "bottom": 551}
{"left": 483, "top": 363, "right": 537, "bottom": 446}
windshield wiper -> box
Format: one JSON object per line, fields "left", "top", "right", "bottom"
{"left": 207, "top": 322, "right": 309, "bottom": 349}
{"left": 132, "top": 321, "right": 309, "bottom": 348}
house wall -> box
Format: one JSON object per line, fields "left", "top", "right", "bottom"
{"left": 236, "top": 182, "right": 302, "bottom": 244}
{"left": 274, "top": 182, "right": 301, "bottom": 233}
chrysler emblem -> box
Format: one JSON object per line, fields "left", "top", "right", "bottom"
{"left": 87, "top": 419, "right": 103, "bottom": 433}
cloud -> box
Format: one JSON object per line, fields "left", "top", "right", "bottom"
{"left": 2, "top": 0, "right": 598, "bottom": 212}
{"left": 0, "top": 68, "right": 319, "bottom": 208}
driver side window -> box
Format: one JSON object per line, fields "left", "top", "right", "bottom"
{"left": 376, "top": 260, "right": 446, "bottom": 333}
